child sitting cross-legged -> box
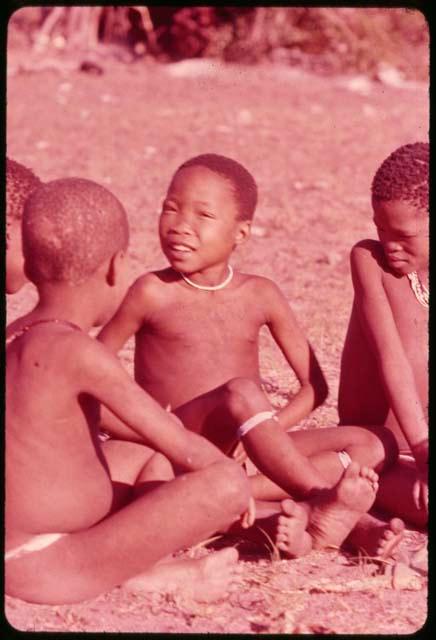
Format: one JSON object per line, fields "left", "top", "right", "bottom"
{"left": 5, "top": 176, "right": 254, "bottom": 605}
{"left": 98, "top": 153, "right": 400, "bottom": 559}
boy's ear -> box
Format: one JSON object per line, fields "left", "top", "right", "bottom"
{"left": 235, "top": 220, "right": 251, "bottom": 245}
{"left": 106, "top": 250, "right": 126, "bottom": 286}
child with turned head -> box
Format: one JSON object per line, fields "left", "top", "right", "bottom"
{"left": 6, "top": 176, "right": 253, "bottom": 604}
{"left": 99, "top": 153, "right": 397, "bottom": 558}
{"left": 6, "top": 157, "right": 41, "bottom": 294}
{"left": 339, "top": 142, "right": 429, "bottom": 529}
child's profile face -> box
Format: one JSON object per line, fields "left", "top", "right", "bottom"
{"left": 159, "top": 166, "right": 247, "bottom": 273}
{"left": 6, "top": 221, "right": 27, "bottom": 294}
{"left": 373, "top": 199, "right": 429, "bottom": 275}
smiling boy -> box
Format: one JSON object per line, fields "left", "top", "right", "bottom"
{"left": 99, "top": 154, "right": 396, "bottom": 538}
{"left": 339, "top": 142, "right": 429, "bottom": 529}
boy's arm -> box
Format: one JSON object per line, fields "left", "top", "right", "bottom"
{"left": 77, "top": 334, "right": 228, "bottom": 471}
{"left": 97, "top": 274, "right": 158, "bottom": 441}
{"left": 350, "top": 241, "right": 428, "bottom": 452}
{"left": 262, "top": 279, "right": 328, "bottom": 430}
{"left": 98, "top": 275, "right": 154, "bottom": 353}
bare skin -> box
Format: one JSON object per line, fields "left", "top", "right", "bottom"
{"left": 345, "top": 513, "right": 405, "bottom": 561}
{"left": 6, "top": 219, "right": 28, "bottom": 295}
{"left": 307, "top": 463, "right": 379, "bottom": 550}
{"left": 98, "top": 165, "right": 395, "bottom": 506}
{"left": 265, "top": 463, "right": 379, "bottom": 558}
{"left": 338, "top": 205, "right": 428, "bottom": 529}
{"left": 6, "top": 267, "right": 251, "bottom": 604}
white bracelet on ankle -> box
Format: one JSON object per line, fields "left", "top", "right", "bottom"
{"left": 237, "top": 411, "right": 278, "bottom": 439}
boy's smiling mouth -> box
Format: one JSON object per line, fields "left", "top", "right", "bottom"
{"left": 170, "top": 244, "right": 194, "bottom": 253}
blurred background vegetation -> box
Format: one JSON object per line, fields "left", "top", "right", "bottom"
{"left": 8, "top": 6, "right": 429, "bottom": 80}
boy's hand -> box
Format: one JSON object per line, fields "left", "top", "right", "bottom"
{"left": 411, "top": 439, "right": 428, "bottom": 512}
{"left": 240, "top": 496, "right": 256, "bottom": 529}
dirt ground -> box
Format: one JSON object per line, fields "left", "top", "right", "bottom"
{"left": 5, "top": 43, "right": 428, "bottom": 634}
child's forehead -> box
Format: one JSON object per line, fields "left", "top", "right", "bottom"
{"left": 373, "top": 199, "right": 428, "bottom": 230}
{"left": 168, "top": 165, "right": 234, "bottom": 196}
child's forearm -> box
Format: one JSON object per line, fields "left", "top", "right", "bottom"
{"left": 379, "top": 357, "right": 428, "bottom": 450}
{"left": 99, "top": 406, "right": 146, "bottom": 443}
{"left": 97, "top": 324, "right": 129, "bottom": 354}
{"left": 275, "top": 382, "right": 326, "bottom": 431}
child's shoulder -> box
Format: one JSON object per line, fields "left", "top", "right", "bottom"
{"left": 350, "top": 239, "right": 385, "bottom": 273}
{"left": 8, "top": 320, "right": 93, "bottom": 373}
{"left": 128, "top": 268, "right": 174, "bottom": 299}
{"left": 237, "top": 271, "right": 284, "bottom": 296}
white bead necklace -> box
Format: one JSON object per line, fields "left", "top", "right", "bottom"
{"left": 407, "top": 271, "right": 429, "bottom": 308}
{"left": 179, "top": 265, "right": 234, "bottom": 291}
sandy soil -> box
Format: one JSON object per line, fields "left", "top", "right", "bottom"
{"left": 5, "top": 46, "right": 428, "bottom": 634}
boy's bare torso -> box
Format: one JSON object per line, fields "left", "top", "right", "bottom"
{"left": 134, "top": 269, "right": 266, "bottom": 410}
{"left": 339, "top": 242, "right": 428, "bottom": 451}
{"left": 6, "top": 324, "right": 113, "bottom": 546}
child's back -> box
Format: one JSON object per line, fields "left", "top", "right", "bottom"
{"left": 6, "top": 321, "right": 113, "bottom": 537}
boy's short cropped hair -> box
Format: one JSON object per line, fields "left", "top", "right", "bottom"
{"left": 371, "top": 142, "right": 429, "bottom": 213}
{"left": 22, "top": 178, "right": 129, "bottom": 285}
{"left": 176, "top": 153, "right": 258, "bottom": 221}
{"left": 6, "top": 159, "right": 42, "bottom": 248}
{"left": 6, "top": 158, "right": 42, "bottom": 223}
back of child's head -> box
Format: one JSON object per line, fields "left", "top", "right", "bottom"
{"left": 175, "top": 153, "right": 258, "bottom": 221}
{"left": 6, "top": 157, "right": 42, "bottom": 236}
{"left": 22, "top": 177, "right": 129, "bottom": 285}
{"left": 371, "top": 142, "right": 429, "bottom": 214}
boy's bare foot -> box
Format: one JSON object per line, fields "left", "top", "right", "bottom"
{"left": 346, "top": 513, "right": 405, "bottom": 561}
{"left": 275, "top": 499, "right": 313, "bottom": 558}
{"left": 123, "top": 547, "right": 239, "bottom": 602}
{"left": 307, "top": 462, "right": 379, "bottom": 550}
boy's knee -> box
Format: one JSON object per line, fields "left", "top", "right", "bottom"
{"left": 224, "top": 377, "right": 265, "bottom": 421}
{"left": 360, "top": 427, "right": 399, "bottom": 471}
{"left": 214, "top": 459, "right": 251, "bottom": 514}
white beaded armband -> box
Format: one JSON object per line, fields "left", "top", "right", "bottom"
{"left": 237, "top": 411, "right": 279, "bottom": 439}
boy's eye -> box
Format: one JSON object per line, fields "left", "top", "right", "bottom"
{"left": 198, "top": 211, "right": 214, "bottom": 219}
{"left": 162, "top": 205, "right": 177, "bottom": 214}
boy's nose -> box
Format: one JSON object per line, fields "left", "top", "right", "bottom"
{"left": 169, "top": 216, "right": 194, "bottom": 235}
{"left": 383, "top": 239, "right": 402, "bottom": 253}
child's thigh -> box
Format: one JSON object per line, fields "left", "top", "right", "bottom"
{"left": 375, "top": 458, "right": 427, "bottom": 529}
{"left": 288, "top": 425, "right": 378, "bottom": 456}
{"left": 174, "top": 384, "right": 237, "bottom": 449}
{"left": 102, "top": 439, "right": 156, "bottom": 507}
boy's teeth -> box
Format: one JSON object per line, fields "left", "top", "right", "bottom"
{"left": 173, "top": 245, "right": 191, "bottom": 251}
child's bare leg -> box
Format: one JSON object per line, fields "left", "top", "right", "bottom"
{"left": 101, "top": 439, "right": 157, "bottom": 509}
{"left": 124, "top": 548, "right": 238, "bottom": 602}
{"left": 374, "top": 458, "right": 427, "bottom": 529}
{"left": 289, "top": 425, "right": 398, "bottom": 475}
{"left": 345, "top": 513, "right": 405, "bottom": 560}
{"left": 307, "top": 462, "right": 379, "bottom": 549}
{"left": 249, "top": 425, "right": 397, "bottom": 502}
{"left": 134, "top": 452, "right": 176, "bottom": 496}
{"left": 249, "top": 450, "right": 352, "bottom": 501}
{"left": 6, "top": 460, "right": 250, "bottom": 604}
